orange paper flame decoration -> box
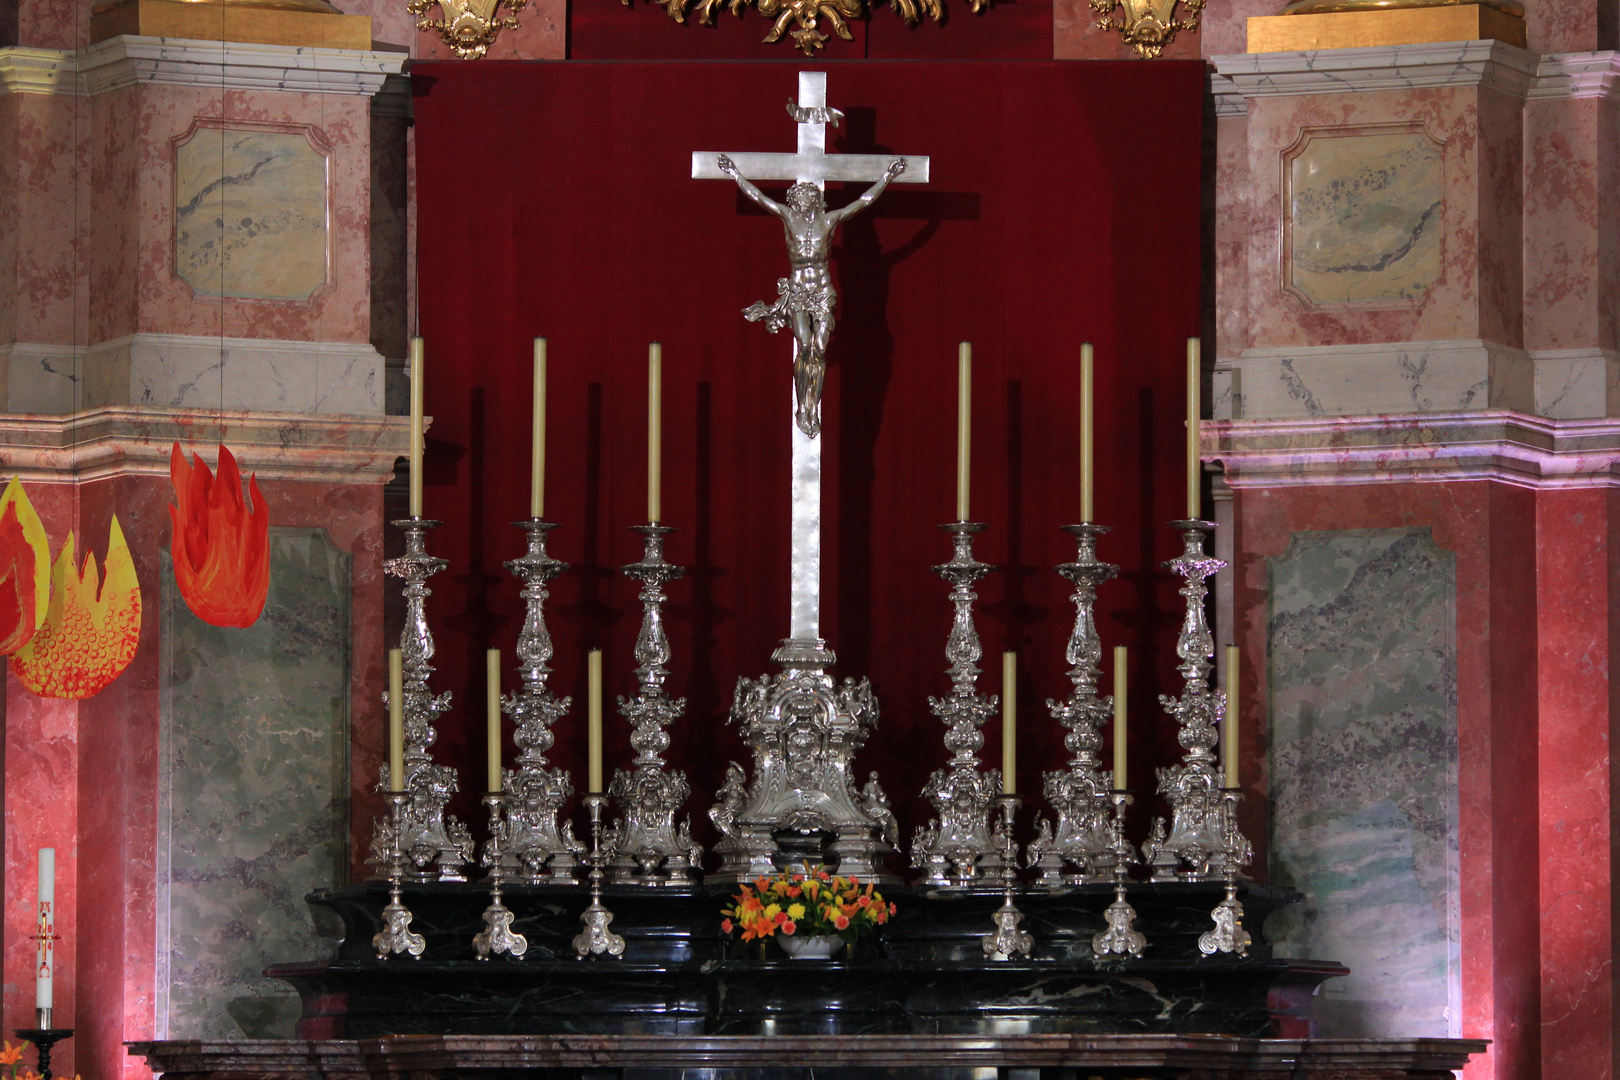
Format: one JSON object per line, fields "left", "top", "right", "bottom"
{"left": 168, "top": 443, "right": 270, "bottom": 628}
{"left": 0, "top": 479, "right": 52, "bottom": 655}
{"left": 13, "top": 517, "right": 142, "bottom": 699}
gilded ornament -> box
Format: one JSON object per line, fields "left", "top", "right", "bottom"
{"left": 632, "top": 0, "right": 984, "bottom": 55}
{"left": 408, "top": 0, "right": 527, "bottom": 60}
{"left": 1089, "top": 0, "right": 1206, "bottom": 58}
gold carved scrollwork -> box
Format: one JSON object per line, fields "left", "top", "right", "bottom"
{"left": 1089, "top": 0, "right": 1206, "bottom": 58}
{"left": 409, "top": 0, "right": 527, "bottom": 59}
{"left": 632, "top": 0, "right": 986, "bottom": 56}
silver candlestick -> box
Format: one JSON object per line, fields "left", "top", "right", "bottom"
{"left": 1091, "top": 791, "right": 1146, "bottom": 958}
{"left": 1198, "top": 789, "right": 1253, "bottom": 957}
{"left": 371, "top": 518, "right": 474, "bottom": 882}
{"left": 373, "top": 792, "right": 427, "bottom": 959}
{"left": 981, "top": 794, "right": 1033, "bottom": 961}
{"left": 1031, "top": 523, "right": 1120, "bottom": 886}
{"left": 609, "top": 524, "right": 703, "bottom": 884}
{"left": 1143, "top": 520, "right": 1250, "bottom": 881}
{"left": 473, "top": 793, "right": 528, "bottom": 959}
{"left": 912, "top": 522, "right": 1003, "bottom": 886}
{"left": 502, "top": 519, "right": 584, "bottom": 883}
{"left": 574, "top": 794, "right": 626, "bottom": 959}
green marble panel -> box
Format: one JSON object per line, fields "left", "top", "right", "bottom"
{"left": 158, "top": 528, "right": 350, "bottom": 1040}
{"left": 1266, "top": 528, "right": 1458, "bottom": 1038}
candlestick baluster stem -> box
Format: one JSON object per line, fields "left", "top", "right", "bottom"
{"left": 981, "top": 795, "right": 1032, "bottom": 960}
{"left": 574, "top": 795, "right": 626, "bottom": 958}
{"left": 1092, "top": 792, "right": 1146, "bottom": 958}
{"left": 373, "top": 792, "right": 426, "bottom": 959}
{"left": 1198, "top": 790, "right": 1253, "bottom": 957}
{"left": 474, "top": 794, "right": 528, "bottom": 959}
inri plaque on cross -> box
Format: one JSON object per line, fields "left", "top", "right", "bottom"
{"left": 693, "top": 71, "right": 929, "bottom": 646}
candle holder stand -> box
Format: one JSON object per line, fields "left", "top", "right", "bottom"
{"left": 913, "top": 521, "right": 1004, "bottom": 887}
{"left": 1091, "top": 792, "right": 1146, "bottom": 958}
{"left": 574, "top": 794, "right": 626, "bottom": 958}
{"left": 502, "top": 519, "right": 584, "bottom": 884}
{"left": 981, "top": 795, "right": 1033, "bottom": 961}
{"left": 1030, "top": 523, "right": 1121, "bottom": 887}
{"left": 13, "top": 1023, "right": 71, "bottom": 1080}
{"left": 1198, "top": 789, "right": 1254, "bottom": 957}
{"left": 369, "top": 518, "right": 474, "bottom": 882}
{"left": 473, "top": 793, "right": 528, "bottom": 959}
{"left": 373, "top": 792, "right": 427, "bottom": 959}
{"left": 1143, "top": 520, "right": 1250, "bottom": 882}
{"left": 608, "top": 524, "right": 702, "bottom": 884}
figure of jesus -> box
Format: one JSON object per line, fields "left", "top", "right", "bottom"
{"left": 718, "top": 153, "right": 907, "bottom": 438}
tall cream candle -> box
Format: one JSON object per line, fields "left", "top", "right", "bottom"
{"left": 36, "top": 848, "right": 54, "bottom": 1012}
{"left": 487, "top": 649, "right": 502, "bottom": 793}
{"left": 1080, "top": 342, "right": 1095, "bottom": 523}
{"left": 388, "top": 649, "right": 404, "bottom": 792}
{"left": 957, "top": 342, "right": 971, "bottom": 521}
{"left": 1112, "top": 646, "right": 1127, "bottom": 790}
{"left": 1224, "top": 644, "right": 1240, "bottom": 788}
{"left": 1001, "top": 650, "right": 1016, "bottom": 795}
{"left": 409, "top": 338, "right": 425, "bottom": 518}
{"left": 587, "top": 649, "right": 604, "bottom": 793}
{"left": 648, "top": 343, "right": 662, "bottom": 523}
{"left": 1186, "top": 337, "right": 1201, "bottom": 521}
{"left": 530, "top": 338, "right": 547, "bottom": 519}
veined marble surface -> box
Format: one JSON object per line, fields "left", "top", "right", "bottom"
{"left": 1266, "top": 528, "right": 1459, "bottom": 1038}
{"left": 1286, "top": 129, "right": 1442, "bottom": 308}
{"left": 158, "top": 528, "right": 351, "bottom": 1040}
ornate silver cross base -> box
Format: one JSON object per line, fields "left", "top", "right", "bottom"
{"left": 608, "top": 524, "right": 703, "bottom": 884}
{"left": 1030, "top": 523, "right": 1121, "bottom": 887}
{"left": 373, "top": 793, "right": 427, "bottom": 959}
{"left": 574, "top": 795, "right": 627, "bottom": 959}
{"left": 502, "top": 519, "right": 584, "bottom": 884}
{"left": 370, "top": 518, "right": 474, "bottom": 883}
{"left": 710, "top": 638, "right": 898, "bottom": 883}
{"left": 473, "top": 794, "right": 528, "bottom": 960}
{"left": 1090, "top": 792, "right": 1145, "bottom": 959}
{"left": 913, "top": 522, "right": 1004, "bottom": 887}
{"left": 981, "top": 795, "right": 1033, "bottom": 961}
{"left": 1144, "top": 520, "right": 1252, "bottom": 883}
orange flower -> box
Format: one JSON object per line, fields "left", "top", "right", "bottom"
{"left": 13, "top": 517, "right": 141, "bottom": 699}
{"left": 0, "top": 481, "right": 49, "bottom": 655}
{"left": 168, "top": 443, "right": 269, "bottom": 628}
{"left": 1, "top": 1042, "right": 26, "bottom": 1067}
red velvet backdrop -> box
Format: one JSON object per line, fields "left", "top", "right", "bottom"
{"left": 412, "top": 61, "right": 1205, "bottom": 860}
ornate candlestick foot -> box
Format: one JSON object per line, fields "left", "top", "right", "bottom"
{"left": 474, "top": 793, "right": 528, "bottom": 959}
{"left": 12, "top": 1023, "right": 71, "bottom": 1080}
{"left": 981, "top": 795, "right": 1033, "bottom": 961}
{"left": 1091, "top": 792, "right": 1145, "bottom": 958}
{"left": 912, "top": 522, "right": 1003, "bottom": 887}
{"left": 1198, "top": 790, "right": 1252, "bottom": 957}
{"left": 374, "top": 792, "right": 427, "bottom": 959}
{"left": 574, "top": 794, "right": 626, "bottom": 959}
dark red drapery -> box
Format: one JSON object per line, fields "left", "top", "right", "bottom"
{"left": 412, "top": 60, "right": 1205, "bottom": 855}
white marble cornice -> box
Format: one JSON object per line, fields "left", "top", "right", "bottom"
{"left": 0, "top": 406, "right": 410, "bottom": 483}
{"left": 1527, "top": 50, "right": 1620, "bottom": 100}
{"left": 77, "top": 36, "right": 407, "bottom": 97}
{"left": 1211, "top": 39, "right": 1540, "bottom": 101}
{"left": 1208, "top": 72, "right": 1247, "bottom": 117}
{"left": 1205, "top": 411, "right": 1620, "bottom": 490}
{"left": 0, "top": 47, "right": 83, "bottom": 95}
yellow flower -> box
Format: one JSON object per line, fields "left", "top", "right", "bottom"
{"left": 787, "top": 902, "right": 806, "bottom": 921}
{"left": 763, "top": 902, "right": 782, "bottom": 919}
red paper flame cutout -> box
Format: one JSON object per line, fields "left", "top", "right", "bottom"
{"left": 0, "top": 479, "right": 51, "bottom": 655}
{"left": 169, "top": 442, "right": 270, "bottom": 628}
{"left": 13, "top": 516, "right": 142, "bottom": 699}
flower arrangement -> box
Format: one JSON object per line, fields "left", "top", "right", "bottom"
{"left": 721, "top": 865, "right": 895, "bottom": 948}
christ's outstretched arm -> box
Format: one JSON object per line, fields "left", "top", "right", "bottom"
{"left": 826, "top": 157, "right": 907, "bottom": 227}
{"left": 718, "top": 155, "right": 788, "bottom": 219}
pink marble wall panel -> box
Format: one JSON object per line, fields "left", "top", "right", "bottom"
{"left": 330, "top": 0, "right": 416, "bottom": 49}
{"left": 415, "top": 0, "right": 563, "bottom": 61}
{"left": 12, "top": 93, "right": 90, "bottom": 346}
{"left": 1195, "top": 0, "right": 1276, "bottom": 58}
{"left": 1243, "top": 86, "right": 1517, "bottom": 350}
{"left": 1524, "top": 95, "right": 1600, "bottom": 350}
{"left": 1601, "top": 93, "right": 1619, "bottom": 353}
{"left": 1, "top": 95, "right": 19, "bottom": 345}
{"left": 1524, "top": 0, "right": 1608, "bottom": 54}
{"left": 16, "top": 0, "right": 83, "bottom": 51}
{"left": 90, "top": 85, "right": 143, "bottom": 344}
{"left": 1535, "top": 487, "right": 1617, "bottom": 1080}
{"left": 1214, "top": 112, "right": 1249, "bottom": 360}
{"left": 106, "top": 84, "right": 373, "bottom": 346}
{"left": 1232, "top": 480, "right": 1540, "bottom": 1080}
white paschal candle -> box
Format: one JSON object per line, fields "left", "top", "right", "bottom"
{"left": 37, "top": 847, "right": 55, "bottom": 1011}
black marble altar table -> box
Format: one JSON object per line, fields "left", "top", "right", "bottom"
{"left": 266, "top": 882, "right": 1348, "bottom": 1040}
{"left": 128, "top": 1033, "right": 1489, "bottom": 1079}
